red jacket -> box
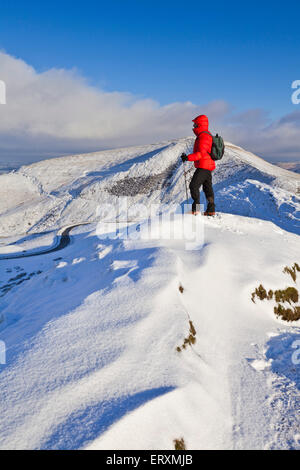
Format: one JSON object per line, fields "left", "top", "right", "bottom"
{"left": 187, "top": 114, "right": 215, "bottom": 171}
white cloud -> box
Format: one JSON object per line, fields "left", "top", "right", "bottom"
{"left": 219, "top": 111, "right": 300, "bottom": 162}
{"left": 0, "top": 52, "right": 202, "bottom": 162}
{"left": 0, "top": 51, "right": 299, "bottom": 164}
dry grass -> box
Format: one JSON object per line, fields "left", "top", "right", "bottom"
{"left": 283, "top": 263, "right": 300, "bottom": 282}
{"left": 274, "top": 305, "right": 300, "bottom": 322}
{"left": 274, "top": 287, "right": 298, "bottom": 304}
{"left": 176, "top": 320, "right": 197, "bottom": 352}
{"left": 173, "top": 438, "right": 186, "bottom": 450}
{"left": 251, "top": 284, "right": 268, "bottom": 302}
{"left": 251, "top": 263, "right": 300, "bottom": 322}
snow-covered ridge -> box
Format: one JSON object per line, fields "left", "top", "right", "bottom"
{"left": 224, "top": 142, "right": 300, "bottom": 184}
{"left": 0, "top": 137, "right": 299, "bottom": 236}
{"left": 0, "top": 214, "right": 299, "bottom": 450}
{"left": 0, "top": 139, "right": 299, "bottom": 450}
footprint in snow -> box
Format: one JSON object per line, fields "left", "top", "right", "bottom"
{"left": 56, "top": 261, "right": 68, "bottom": 269}
{"left": 266, "top": 331, "right": 280, "bottom": 339}
{"left": 72, "top": 257, "right": 86, "bottom": 264}
{"left": 110, "top": 260, "right": 137, "bottom": 270}
{"left": 98, "top": 245, "right": 113, "bottom": 259}
{"left": 249, "top": 358, "right": 272, "bottom": 371}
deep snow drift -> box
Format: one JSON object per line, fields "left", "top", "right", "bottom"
{"left": 0, "top": 138, "right": 299, "bottom": 450}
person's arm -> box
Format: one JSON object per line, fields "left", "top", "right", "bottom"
{"left": 187, "top": 137, "right": 202, "bottom": 161}
{"left": 187, "top": 150, "right": 201, "bottom": 161}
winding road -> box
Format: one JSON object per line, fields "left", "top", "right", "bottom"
{"left": 0, "top": 224, "right": 87, "bottom": 260}
{"left": 0, "top": 219, "right": 143, "bottom": 260}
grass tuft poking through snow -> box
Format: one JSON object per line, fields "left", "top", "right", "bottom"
{"left": 283, "top": 262, "right": 300, "bottom": 282}
{"left": 273, "top": 304, "right": 300, "bottom": 322}
{"left": 173, "top": 438, "right": 186, "bottom": 450}
{"left": 251, "top": 263, "right": 300, "bottom": 322}
{"left": 274, "top": 287, "right": 298, "bottom": 304}
{"left": 176, "top": 320, "right": 197, "bottom": 352}
{"left": 251, "top": 284, "right": 269, "bottom": 302}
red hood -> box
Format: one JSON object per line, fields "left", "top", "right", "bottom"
{"left": 192, "top": 114, "right": 209, "bottom": 136}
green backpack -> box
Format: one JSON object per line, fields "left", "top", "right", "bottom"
{"left": 201, "top": 131, "right": 225, "bottom": 161}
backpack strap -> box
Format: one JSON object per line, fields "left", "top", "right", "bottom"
{"left": 198, "top": 131, "right": 212, "bottom": 138}
{"left": 197, "top": 131, "right": 213, "bottom": 155}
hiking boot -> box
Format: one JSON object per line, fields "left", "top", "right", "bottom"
{"left": 187, "top": 210, "right": 200, "bottom": 216}
{"left": 204, "top": 211, "right": 215, "bottom": 216}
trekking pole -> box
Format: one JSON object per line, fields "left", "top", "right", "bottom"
{"left": 182, "top": 161, "right": 189, "bottom": 202}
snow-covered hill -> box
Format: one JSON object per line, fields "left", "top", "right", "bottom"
{"left": 0, "top": 138, "right": 299, "bottom": 237}
{"left": 0, "top": 138, "right": 299, "bottom": 450}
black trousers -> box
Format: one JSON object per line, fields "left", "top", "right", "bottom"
{"left": 189, "top": 168, "right": 215, "bottom": 213}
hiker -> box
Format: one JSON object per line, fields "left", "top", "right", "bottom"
{"left": 181, "top": 114, "right": 216, "bottom": 216}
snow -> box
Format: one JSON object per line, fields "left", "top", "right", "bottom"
{"left": 72, "top": 257, "right": 85, "bottom": 265}
{"left": 0, "top": 138, "right": 298, "bottom": 236}
{"left": 0, "top": 232, "right": 56, "bottom": 255}
{"left": 0, "top": 138, "right": 299, "bottom": 450}
{"left": 249, "top": 359, "right": 272, "bottom": 371}
{"left": 56, "top": 261, "right": 68, "bottom": 269}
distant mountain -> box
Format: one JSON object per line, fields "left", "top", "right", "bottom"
{"left": 0, "top": 164, "right": 20, "bottom": 174}
{"left": 276, "top": 162, "right": 300, "bottom": 174}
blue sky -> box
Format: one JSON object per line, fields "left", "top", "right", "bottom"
{"left": 1, "top": 0, "right": 299, "bottom": 117}
{"left": 0, "top": 0, "right": 300, "bottom": 163}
